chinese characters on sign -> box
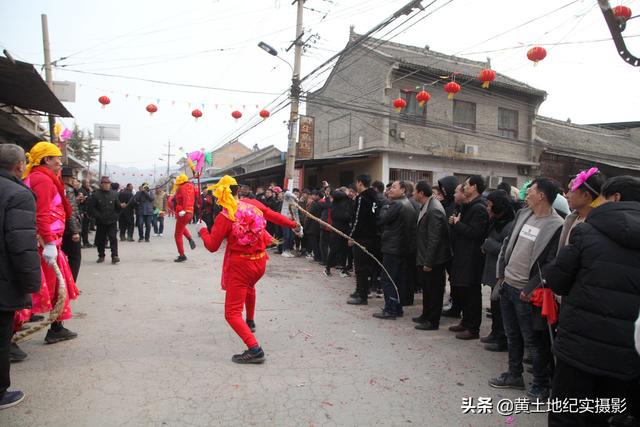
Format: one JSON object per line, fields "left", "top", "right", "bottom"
{"left": 297, "top": 115, "right": 314, "bottom": 160}
{"left": 461, "top": 397, "right": 627, "bottom": 416}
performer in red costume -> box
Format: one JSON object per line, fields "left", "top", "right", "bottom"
{"left": 197, "top": 176, "right": 301, "bottom": 364}
{"left": 172, "top": 174, "right": 197, "bottom": 262}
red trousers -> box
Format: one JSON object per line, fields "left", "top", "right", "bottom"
{"left": 174, "top": 213, "right": 193, "bottom": 256}
{"left": 224, "top": 254, "right": 267, "bottom": 349}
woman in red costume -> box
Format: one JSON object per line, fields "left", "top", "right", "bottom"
{"left": 172, "top": 174, "right": 197, "bottom": 262}
{"left": 22, "top": 142, "right": 79, "bottom": 344}
{"left": 197, "top": 176, "right": 301, "bottom": 364}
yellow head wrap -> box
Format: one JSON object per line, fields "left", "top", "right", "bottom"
{"left": 209, "top": 175, "right": 238, "bottom": 220}
{"left": 23, "top": 141, "right": 62, "bottom": 178}
{"left": 170, "top": 174, "right": 189, "bottom": 194}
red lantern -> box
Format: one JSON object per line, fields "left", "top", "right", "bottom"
{"left": 231, "top": 110, "right": 242, "bottom": 120}
{"left": 393, "top": 97, "right": 407, "bottom": 112}
{"left": 98, "top": 95, "right": 110, "bottom": 108}
{"left": 191, "top": 109, "right": 203, "bottom": 120}
{"left": 415, "top": 91, "right": 431, "bottom": 107}
{"left": 259, "top": 109, "right": 270, "bottom": 119}
{"left": 613, "top": 5, "right": 632, "bottom": 20}
{"left": 478, "top": 69, "right": 496, "bottom": 89}
{"left": 146, "top": 104, "right": 158, "bottom": 115}
{"left": 527, "top": 46, "right": 547, "bottom": 65}
{"left": 444, "top": 82, "right": 461, "bottom": 100}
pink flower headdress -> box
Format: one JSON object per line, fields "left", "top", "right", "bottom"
{"left": 571, "top": 167, "right": 600, "bottom": 194}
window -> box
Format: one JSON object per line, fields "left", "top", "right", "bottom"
{"left": 498, "top": 108, "right": 519, "bottom": 139}
{"left": 453, "top": 100, "right": 476, "bottom": 131}
{"left": 400, "top": 90, "right": 427, "bottom": 123}
{"left": 389, "top": 168, "right": 433, "bottom": 184}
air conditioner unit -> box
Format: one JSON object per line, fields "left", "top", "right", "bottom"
{"left": 399, "top": 131, "right": 406, "bottom": 140}
{"left": 489, "top": 176, "right": 502, "bottom": 189}
{"left": 464, "top": 144, "right": 479, "bottom": 155}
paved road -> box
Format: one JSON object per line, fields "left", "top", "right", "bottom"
{"left": 2, "top": 218, "right": 546, "bottom": 426}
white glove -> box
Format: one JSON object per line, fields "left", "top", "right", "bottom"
{"left": 196, "top": 221, "right": 208, "bottom": 233}
{"left": 178, "top": 210, "right": 186, "bottom": 217}
{"left": 43, "top": 243, "right": 58, "bottom": 265}
{"left": 294, "top": 225, "right": 304, "bottom": 238}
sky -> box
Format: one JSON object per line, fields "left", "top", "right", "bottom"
{"left": 1, "top": 0, "right": 639, "bottom": 171}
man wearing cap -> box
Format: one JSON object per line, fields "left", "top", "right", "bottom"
{"left": 61, "top": 167, "right": 82, "bottom": 281}
{"left": 197, "top": 176, "right": 301, "bottom": 364}
{"left": 173, "top": 174, "right": 197, "bottom": 262}
{"left": 88, "top": 176, "right": 123, "bottom": 264}
{"left": 23, "top": 141, "right": 79, "bottom": 344}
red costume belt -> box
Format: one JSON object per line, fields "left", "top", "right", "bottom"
{"left": 233, "top": 251, "right": 266, "bottom": 260}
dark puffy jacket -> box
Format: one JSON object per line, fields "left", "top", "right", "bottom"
{"left": 379, "top": 196, "right": 418, "bottom": 256}
{"left": 349, "top": 187, "right": 378, "bottom": 240}
{"left": 450, "top": 196, "right": 489, "bottom": 287}
{"left": 543, "top": 201, "right": 640, "bottom": 380}
{"left": 416, "top": 197, "right": 451, "bottom": 268}
{"left": 304, "top": 200, "right": 322, "bottom": 236}
{"left": 481, "top": 209, "right": 515, "bottom": 286}
{"left": 118, "top": 189, "right": 134, "bottom": 212}
{"left": 64, "top": 183, "right": 81, "bottom": 236}
{"left": 329, "top": 190, "right": 352, "bottom": 233}
{"left": 0, "top": 170, "right": 42, "bottom": 311}
{"left": 88, "top": 189, "right": 121, "bottom": 225}
{"left": 134, "top": 189, "right": 154, "bottom": 216}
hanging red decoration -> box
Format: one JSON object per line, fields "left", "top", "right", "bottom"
{"left": 415, "top": 91, "right": 431, "bottom": 107}
{"left": 527, "top": 46, "right": 547, "bottom": 65}
{"left": 146, "top": 104, "right": 158, "bottom": 115}
{"left": 191, "top": 109, "right": 203, "bottom": 120}
{"left": 444, "top": 82, "right": 461, "bottom": 100}
{"left": 393, "top": 97, "right": 407, "bottom": 112}
{"left": 259, "top": 109, "right": 270, "bottom": 119}
{"left": 98, "top": 95, "right": 110, "bottom": 108}
{"left": 613, "top": 5, "right": 632, "bottom": 20}
{"left": 231, "top": 110, "right": 242, "bottom": 120}
{"left": 478, "top": 69, "right": 496, "bottom": 89}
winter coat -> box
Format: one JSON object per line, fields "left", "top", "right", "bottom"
{"left": 438, "top": 176, "right": 459, "bottom": 219}
{"left": 379, "top": 196, "right": 417, "bottom": 256}
{"left": 329, "top": 190, "right": 352, "bottom": 233}
{"left": 304, "top": 200, "right": 322, "bottom": 236}
{"left": 543, "top": 201, "right": 640, "bottom": 381}
{"left": 134, "top": 189, "right": 155, "bottom": 216}
{"left": 175, "top": 182, "right": 196, "bottom": 214}
{"left": 118, "top": 189, "right": 134, "bottom": 212}
{"left": 64, "top": 183, "right": 81, "bottom": 236}
{"left": 450, "top": 196, "right": 489, "bottom": 287}
{"left": 349, "top": 187, "right": 378, "bottom": 240}
{"left": 23, "top": 167, "right": 67, "bottom": 245}
{"left": 416, "top": 197, "right": 451, "bottom": 268}
{"left": 153, "top": 191, "right": 167, "bottom": 212}
{"left": 88, "top": 189, "right": 121, "bottom": 225}
{"left": 0, "top": 169, "right": 42, "bottom": 311}
{"left": 481, "top": 209, "right": 516, "bottom": 286}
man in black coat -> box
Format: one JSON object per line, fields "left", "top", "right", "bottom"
{"left": 448, "top": 175, "right": 489, "bottom": 339}
{"left": 118, "top": 183, "right": 135, "bottom": 241}
{"left": 413, "top": 181, "right": 452, "bottom": 330}
{"left": 438, "top": 176, "right": 464, "bottom": 318}
{"left": 324, "top": 189, "right": 352, "bottom": 276}
{"left": 373, "top": 180, "right": 418, "bottom": 319}
{"left": 0, "top": 144, "right": 42, "bottom": 409}
{"left": 304, "top": 191, "right": 323, "bottom": 262}
{"left": 347, "top": 175, "right": 379, "bottom": 305}
{"left": 134, "top": 183, "right": 154, "bottom": 242}
{"left": 61, "top": 167, "right": 82, "bottom": 282}
{"left": 543, "top": 176, "right": 640, "bottom": 426}
{"left": 88, "top": 176, "right": 123, "bottom": 264}
{"left": 77, "top": 179, "right": 93, "bottom": 247}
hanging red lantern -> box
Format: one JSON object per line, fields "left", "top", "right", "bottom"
{"left": 527, "top": 46, "right": 547, "bottom": 65}
{"left": 191, "top": 109, "right": 203, "bottom": 120}
{"left": 231, "top": 110, "right": 242, "bottom": 120}
{"left": 259, "top": 109, "right": 270, "bottom": 119}
{"left": 613, "top": 5, "right": 632, "bottom": 20}
{"left": 415, "top": 90, "right": 431, "bottom": 107}
{"left": 98, "top": 95, "right": 110, "bottom": 108}
{"left": 393, "top": 97, "right": 407, "bottom": 112}
{"left": 478, "top": 69, "right": 496, "bottom": 89}
{"left": 444, "top": 82, "right": 461, "bottom": 100}
{"left": 146, "top": 104, "right": 158, "bottom": 115}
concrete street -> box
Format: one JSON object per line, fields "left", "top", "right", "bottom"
{"left": 1, "top": 218, "right": 546, "bottom": 426}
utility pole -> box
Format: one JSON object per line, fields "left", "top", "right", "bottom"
{"left": 97, "top": 125, "right": 105, "bottom": 178}
{"left": 165, "top": 140, "right": 174, "bottom": 177}
{"left": 284, "top": 0, "right": 305, "bottom": 190}
{"left": 41, "top": 14, "right": 60, "bottom": 160}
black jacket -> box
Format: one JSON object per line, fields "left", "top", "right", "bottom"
{"left": 543, "top": 201, "right": 640, "bottom": 380}
{"left": 379, "top": 196, "right": 418, "bottom": 256}
{"left": 118, "top": 189, "right": 134, "bottom": 212}
{"left": 329, "top": 190, "right": 352, "bottom": 234}
{"left": 134, "top": 189, "right": 154, "bottom": 216}
{"left": 481, "top": 209, "right": 515, "bottom": 286}
{"left": 438, "top": 176, "right": 458, "bottom": 219}
{"left": 349, "top": 187, "right": 378, "bottom": 240}
{"left": 64, "top": 183, "right": 81, "bottom": 236}
{"left": 450, "top": 196, "right": 489, "bottom": 287}
{"left": 416, "top": 197, "right": 451, "bottom": 268}
{"left": 304, "top": 200, "right": 322, "bottom": 236}
{"left": 0, "top": 169, "right": 42, "bottom": 311}
{"left": 88, "top": 189, "right": 121, "bottom": 225}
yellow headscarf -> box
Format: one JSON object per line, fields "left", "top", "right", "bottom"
{"left": 170, "top": 173, "right": 189, "bottom": 194}
{"left": 209, "top": 175, "right": 238, "bottom": 220}
{"left": 23, "top": 141, "right": 61, "bottom": 178}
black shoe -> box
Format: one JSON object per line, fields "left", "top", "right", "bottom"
{"left": 480, "top": 333, "right": 497, "bottom": 344}
{"left": 441, "top": 309, "right": 461, "bottom": 318}
{"left": 45, "top": 326, "right": 78, "bottom": 344}
{"left": 415, "top": 321, "right": 439, "bottom": 331}
{"left": 411, "top": 315, "right": 426, "bottom": 323}
{"left": 174, "top": 255, "right": 187, "bottom": 262}
{"left": 372, "top": 310, "right": 396, "bottom": 320}
{"left": 82, "top": 243, "right": 94, "bottom": 248}
{"left": 231, "top": 347, "right": 265, "bottom": 364}
{"left": 455, "top": 330, "right": 479, "bottom": 340}
{"left": 127, "top": 238, "right": 135, "bottom": 242}
{"left": 97, "top": 256, "right": 105, "bottom": 263}
{"left": 323, "top": 268, "right": 331, "bottom": 276}
{"left": 189, "top": 239, "right": 196, "bottom": 250}
{"left": 145, "top": 239, "right": 150, "bottom": 243}
{"left": 448, "top": 323, "right": 466, "bottom": 332}
{"left": 527, "top": 384, "right": 550, "bottom": 400}
{"left": 0, "top": 390, "right": 25, "bottom": 409}
{"left": 9, "top": 342, "right": 27, "bottom": 363}
{"left": 347, "top": 297, "right": 367, "bottom": 305}
{"left": 246, "top": 320, "right": 256, "bottom": 332}
{"left": 138, "top": 238, "right": 144, "bottom": 242}
{"left": 111, "top": 256, "right": 120, "bottom": 264}
{"left": 349, "top": 292, "right": 358, "bottom": 299}
{"left": 27, "top": 314, "right": 45, "bottom": 323}
{"left": 488, "top": 372, "right": 525, "bottom": 390}
{"left": 484, "top": 342, "right": 508, "bottom": 352}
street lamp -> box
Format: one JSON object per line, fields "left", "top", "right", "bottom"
{"left": 258, "top": 41, "right": 294, "bottom": 72}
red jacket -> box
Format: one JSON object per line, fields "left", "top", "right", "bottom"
{"left": 24, "top": 168, "right": 66, "bottom": 244}
{"left": 175, "top": 182, "right": 195, "bottom": 214}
